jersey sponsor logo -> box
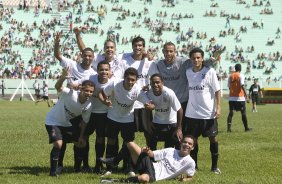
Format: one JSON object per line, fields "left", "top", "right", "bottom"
{"left": 163, "top": 75, "right": 180, "bottom": 81}
{"left": 116, "top": 99, "right": 132, "bottom": 108}
{"left": 163, "top": 158, "right": 176, "bottom": 173}
{"left": 155, "top": 107, "right": 169, "bottom": 112}
{"left": 189, "top": 85, "right": 205, "bottom": 91}
{"left": 64, "top": 105, "right": 76, "bottom": 118}
{"left": 138, "top": 73, "right": 149, "bottom": 79}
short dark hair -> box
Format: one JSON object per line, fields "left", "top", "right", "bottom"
{"left": 103, "top": 39, "right": 116, "bottom": 50}
{"left": 150, "top": 73, "right": 163, "bottom": 82}
{"left": 132, "top": 36, "right": 145, "bottom": 47}
{"left": 235, "top": 63, "right": 241, "bottom": 72}
{"left": 81, "top": 80, "right": 95, "bottom": 88}
{"left": 189, "top": 47, "right": 204, "bottom": 58}
{"left": 181, "top": 135, "right": 196, "bottom": 147}
{"left": 124, "top": 67, "right": 138, "bottom": 79}
{"left": 83, "top": 47, "right": 94, "bottom": 54}
{"left": 163, "top": 42, "right": 176, "bottom": 50}
{"left": 97, "top": 60, "right": 110, "bottom": 70}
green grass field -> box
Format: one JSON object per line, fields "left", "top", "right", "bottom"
{"left": 0, "top": 100, "right": 281, "bottom": 184}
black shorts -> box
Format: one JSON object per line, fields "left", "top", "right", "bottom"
{"left": 42, "top": 96, "right": 49, "bottom": 100}
{"left": 251, "top": 94, "right": 258, "bottom": 103}
{"left": 184, "top": 118, "right": 218, "bottom": 138}
{"left": 229, "top": 101, "right": 246, "bottom": 111}
{"left": 135, "top": 152, "right": 156, "bottom": 182}
{"left": 45, "top": 125, "right": 79, "bottom": 143}
{"left": 85, "top": 113, "right": 108, "bottom": 137}
{"left": 107, "top": 118, "right": 135, "bottom": 142}
{"left": 134, "top": 108, "right": 152, "bottom": 132}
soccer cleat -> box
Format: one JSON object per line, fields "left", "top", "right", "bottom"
{"left": 127, "top": 171, "right": 136, "bottom": 177}
{"left": 99, "top": 157, "right": 118, "bottom": 168}
{"left": 56, "top": 166, "right": 63, "bottom": 174}
{"left": 227, "top": 128, "right": 232, "bottom": 133}
{"left": 245, "top": 128, "right": 253, "bottom": 132}
{"left": 49, "top": 171, "right": 58, "bottom": 177}
{"left": 101, "top": 170, "right": 112, "bottom": 178}
{"left": 211, "top": 167, "right": 221, "bottom": 174}
{"left": 81, "top": 166, "right": 92, "bottom": 173}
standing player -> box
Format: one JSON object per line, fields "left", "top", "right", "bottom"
{"left": 54, "top": 31, "right": 96, "bottom": 172}
{"left": 184, "top": 48, "right": 221, "bottom": 174}
{"left": 146, "top": 73, "right": 183, "bottom": 150}
{"left": 227, "top": 63, "right": 252, "bottom": 132}
{"left": 98, "top": 67, "right": 155, "bottom": 176}
{"left": 35, "top": 81, "right": 51, "bottom": 107}
{"left": 45, "top": 68, "right": 94, "bottom": 176}
{"left": 72, "top": 61, "right": 112, "bottom": 173}
{"left": 249, "top": 79, "right": 263, "bottom": 112}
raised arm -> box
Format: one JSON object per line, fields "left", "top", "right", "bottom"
{"left": 73, "top": 27, "right": 86, "bottom": 52}
{"left": 54, "top": 31, "right": 62, "bottom": 62}
{"left": 55, "top": 68, "right": 70, "bottom": 92}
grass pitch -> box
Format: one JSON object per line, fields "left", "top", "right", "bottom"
{"left": 0, "top": 100, "right": 281, "bottom": 184}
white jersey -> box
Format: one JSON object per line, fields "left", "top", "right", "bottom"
{"left": 147, "top": 86, "right": 181, "bottom": 124}
{"left": 123, "top": 55, "right": 158, "bottom": 108}
{"left": 185, "top": 67, "right": 220, "bottom": 119}
{"left": 92, "top": 54, "right": 126, "bottom": 79}
{"left": 103, "top": 79, "right": 150, "bottom": 123}
{"left": 73, "top": 74, "right": 111, "bottom": 113}
{"left": 42, "top": 86, "right": 48, "bottom": 96}
{"left": 45, "top": 88, "right": 92, "bottom": 127}
{"left": 60, "top": 56, "right": 97, "bottom": 82}
{"left": 153, "top": 148, "right": 195, "bottom": 181}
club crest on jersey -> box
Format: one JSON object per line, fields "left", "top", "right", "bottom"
{"left": 130, "top": 92, "right": 137, "bottom": 100}
{"left": 163, "top": 96, "right": 168, "bottom": 103}
{"left": 201, "top": 73, "right": 206, "bottom": 79}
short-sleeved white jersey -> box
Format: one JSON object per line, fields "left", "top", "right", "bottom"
{"left": 185, "top": 67, "right": 220, "bottom": 119}
{"left": 45, "top": 88, "right": 92, "bottom": 127}
{"left": 103, "top": 79, "right": 150, "bottom": 123}
{"left": 42, "top": 86, "right": 48, "bottom": 96}
{"left": 153, "top": 148, "right": 195, "bottom": 181}
{"left": 60, "top": 56, "right": 97, "bottom": 82}
{"left": 147, "top": 86, "right": 181, "bottom": 124}
{"left": 72, "top": 74, "right": 111, "bottom": 113}
{"left": 92, "top": 54, "right": 125, "bottom": 79}
{"left": 123, "top": 55, "right": 158, "bottom": 108}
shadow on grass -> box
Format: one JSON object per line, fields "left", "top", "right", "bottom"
{"left": 6, "top": 166, "right": 75, "bottom": 176}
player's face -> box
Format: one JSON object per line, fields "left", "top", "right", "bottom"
{"left": 124, "top": 74, "right": 137, "bottom": 90}
{"left": 150, "top": 76, "right": 163, "bottom": 95}
{"left": 163, "top": 45, "right": 176, "bottom": 64}
{"left": 104, "top": 41, "right": 116, "bottom": 59}
{"left": 180, "top": 137, "right": 194, "bottom": 156}
{"left": 82, "top": 51, "right": 94, "bottom": 68}
{"left": 81, "top": 85, "right": 94, "bottom": 100}
{"left": 132, "top": 41, "right": 144, "bottom": 56}
{"left": 190, "top": 52, "right": 204, "bottom": 71}
{"left": 98, "top": 64, "right": 110, "bottom": 80}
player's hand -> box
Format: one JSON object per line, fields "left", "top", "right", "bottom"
{"left": 144, "top": 101, "right": 155, "bottom": 110}
{"left": 73, "top": 27, "right": 81, "bottom": 35}
{"left": 54, "top": 31, "right": 62, "bottom": 43}
{"left": 174, "top": 128, "right": 183, "bottom": 142}
{"left": 104, "top": 98, "right": 112, "bottom": 107}
{"left": 142, "top": 84, "right": 149, "bottom": 91}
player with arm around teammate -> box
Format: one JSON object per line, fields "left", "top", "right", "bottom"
{"left": 45, "top": 68, "right": 94, "bottom": 176}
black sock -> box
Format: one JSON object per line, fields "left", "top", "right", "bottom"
{"left": 95, "top": 142, "right": 105, "bottom": 168}
{"left": 190, "top": 143, "right": 198, "bottom": 169}
{"left": 73, "top": 145, "right": 83, "bottom": 171}
{"left": 210, "top": 142, "right": 219, "bottom": 169}
{"left": 50, "top": 147, "right": 60, "bottom": 172}
{"left": 83, "top": 140, "right": 89, "bottom": 168}
{"left": 58, "top": 143, "right": 66, "bottom": 167}
{"left": 242, "top": 113, "right": 249, "bottom": 130}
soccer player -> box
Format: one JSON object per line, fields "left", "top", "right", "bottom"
{"left": 35, "top": 81, "right": 51, "bottom": 107}
{"left": 227, "top": 63, "right": 252, "bottom": 132}
{"left": 184, "top": 48, "right": 221, "bottom": 174}
{"left": 45, "top": 68, "right": 94, "bottom": 176}
{"left": 146, "top": 73, "right": 183, "bottom": 150}
{"left": 101, "top": 135, "right": 196, "bottom": 183}
{"left": 249, "top": 79, "right": 263, "bottom": 112}
{"left": 54, "top": 31, "right": 96, "bottom": 172}
{"left": 98, "top": 67, "right": 155, "bottom": 176}
{"left": 71, "top": 61, "right": 112, "bottom": 173}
